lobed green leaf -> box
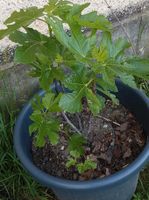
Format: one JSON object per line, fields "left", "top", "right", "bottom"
{"left": 0, "top": 7, "right": 44, "bottom": 39}
{"left": 68, "top": 134, "right": 86, "bottom": 156}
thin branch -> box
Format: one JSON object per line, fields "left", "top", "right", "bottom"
{"left": 76, "top": 113, "right": 83, "bottom": 131}
{"left": 62, "top": 112, "right": 82, "bottom": 135}
{"left": 87, "top": 115, "right": 92, "bottom": 136}
{"left": 136, "top": 5, "right": 145, "bottom": 55}
{"left": 103, "top": 0, "right": 136, "bottom": 55}
{"left": 97, "top": 115, "right": 120, "bottom": 126}
{"left": 110, "top": 128, "right": 116, "bottom": 149}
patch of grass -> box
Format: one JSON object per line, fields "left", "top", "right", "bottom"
{"left": 139, "top": 80, "right": 149, "bottom": 96}
{"left": 133, "top": 166, "right": 149, "bottom": 200}
{"left": 0, "top": 102, "right": 56, "bottom": 200}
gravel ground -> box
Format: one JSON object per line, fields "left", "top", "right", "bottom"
{"left": 0, "top": 0, "right": 148, "bottom": 50}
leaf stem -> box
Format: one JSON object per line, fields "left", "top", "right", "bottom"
{"left": 62, "top": 112, "right": 82, "bottom": 135}
{"left": 97, "top": 115, "right": 120, "bottom": 126}
{"left": 87, "top": 114, "right": 92, "bottom": 136}
{"left": 76, "top": 113, "right": 83, "bottom": 131}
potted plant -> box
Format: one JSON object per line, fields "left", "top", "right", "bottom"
{"left": 0, "top": 1, "right": 149, "bottom": 200}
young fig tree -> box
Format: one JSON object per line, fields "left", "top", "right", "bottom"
{"left": 1, "top": 0, "right": 149, "bottom": 174}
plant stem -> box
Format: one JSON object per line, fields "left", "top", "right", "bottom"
{"left": 103, "top": 0, "right": 136, "bottom": 55}
{"left": 76, "top": 113, "right": 83, "bottom": 131}
{"left": 62, "top": 112, "right": 82, "bottom": 135}
{"left": 97, "top": 115, "right": 120, "bottom": 126}
{"left": 87, "top": 114, "right": 92, "bottom": 136}
{"left": 136, "top": 14, "right": 145, "bottom": 55}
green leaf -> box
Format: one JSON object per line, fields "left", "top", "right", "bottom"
{"left": 86, "top": 88, "right": 104, "bottom": 115}
{"left": 118, "top": 73, "right": 137, "bottom": 88}
{"left": 66, "top": 158, "right": 76, "bottom": 168}
{"left": 98, "top": 32, "right": 130, "bottom": 60}
{"left": 97, "top": 85, "right": 119, "bottom": 105}
{"left": 45, "top": 0, "right": 72, "bottom": 17}
{"left": 30, "top": 110, "right": 43, "bottom": 124}
{"left": 42, "top": 93, "right": 62, "bottom": 112}
{"left": 46, "top": 119, "right": 60, "bottom": 145}
{"left": 92, "top": 47, "right": 109, "bottom": 63}
{"left": 9, "top": 30, "right": 28, "bottom": 44}
{"left": 70, "top": 150, "right": 81, "bottom": 158}
{"left": 124, "top": 57, "right": 149, "bottom": 79}
{"left": 77, "top": 159, "right": 97, "bottom": 174}
{"left": 30, "top": 105, "right": 60, "bottom": 147}
{"left": 113, "top": 38, "right": 131, "bottom": 58}
{"left": 10, "top": 28, "right": 46, "bottom": 45}
{"left": 67, "top": 3, "right": 90, "bottom": 18}
{"left": 102, "top": 69, "right": 118, "bottom": 92}
{"left": 31, "top": 95, "right": 44, "bottom": 111}
{"left": 59, "top": 67, "right": 94, "bottom": 113}
{"left": 39, "top": 66, "right": 64, "bottom": 91}
{"left": 14, "top": 45, "right": 37, "bottom": 63}
{"left": 42, "top": 93, "right": 56, "bottom": 110}
{"left": 35, "top": 128, "right": 46, "bottom": 147}
{"left": 100, "top": 31, "right": 113, "bottom": 57}
{"left": 14, "top": 43, "right": 48, "bottom": 64}
{"left": 13, "top": 28, "right": 51, "bottom": 64}
{"left": 95, "top": 67, "right": 118, "bottom": 94}
{"left": 47, "top": 129, "right": 59, "bottom": 145}
{"left": 59, "top": 92, "right": 83, "bottom": 113}
{"left": 76, "top": 11, "right": 112, "bottom": 32}
{"left": 29, "top": 123, "right": 38, "bottom": 136}
{"left": 32, "top": 117, "right": 60, "bottom": 147}
{"left": 68, "top": 134, "right": 86, "bottom": 156}
{"left": 47, "top": 17, "right": 72, "bottom": 52}
{"left": 96, "top": 77, "right": 119, "bottom": 104}
{"left": 64, "top": 67, "right": 88, "bottom": 90}
{"left": 47, "top": 17, "right": 95, "bottom": 58}
{"left": 0, "top": 7, "right": 44, "bottom": 39}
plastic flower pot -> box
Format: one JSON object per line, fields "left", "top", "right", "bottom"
{"left": 14, "top": 80, "right": 149, "bottom": 200}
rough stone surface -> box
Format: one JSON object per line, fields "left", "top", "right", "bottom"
{"left": 113, "top": 10, "right": 149, "bottom": 57}
{"left": 0, "top": 64, "right": 39, "bottom": 107}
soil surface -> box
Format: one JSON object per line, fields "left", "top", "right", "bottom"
{"left": 32, "top": 101, "right": 146, "bottom": 181}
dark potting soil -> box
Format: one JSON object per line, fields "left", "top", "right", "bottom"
{"left": 32, "top": 101, "right": 146, "bottom": 181}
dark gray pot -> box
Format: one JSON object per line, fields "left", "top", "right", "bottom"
{"left": 14, "top": 80, "right": 149, "bottom": 200}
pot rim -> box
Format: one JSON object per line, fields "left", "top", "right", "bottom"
{"left": 14, "top": 89, "right": 149, "bottom": 190}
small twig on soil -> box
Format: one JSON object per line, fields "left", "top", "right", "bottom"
{"left": 103, "top": 0, "right": 136, "bottom": 55}
{"left": 62, "top": 112, "right": 82, "bottom": 135}
{"left": 76, "top": 113, "right": 83, "bottom": 131}
{"left": 87, "top": 115, "right": 92, "bottom": 136}
{"left": 97, "top": 115, "right": 120, "bottom": 127}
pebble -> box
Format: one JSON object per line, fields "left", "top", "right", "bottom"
{"left": 61, "top": 146, "right": 65, "bottom": 151}
{"left": 103, "top": 124, "right": 108, "bottom": 128}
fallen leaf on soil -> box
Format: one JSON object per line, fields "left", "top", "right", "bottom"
{"left": 123, "top": 148, "right": 132, "bottom": 158}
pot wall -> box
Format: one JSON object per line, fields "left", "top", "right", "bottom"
{"left": 52, "top": 174, "right": 139, "bottom": 200}
{"left": 14, "top": 81, "right": 149, "bottom": 200}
